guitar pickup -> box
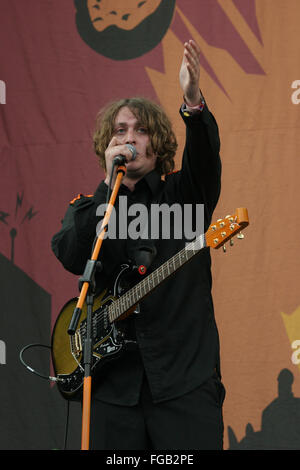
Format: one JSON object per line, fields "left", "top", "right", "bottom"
{"left": 75, "top": 330, "right": 82, "bottom": 354}
{"left": 70, "top": 330, "right": 82, "bottom": 358}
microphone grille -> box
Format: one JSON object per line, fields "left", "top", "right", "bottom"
{"left": 126, "top": 144, "right": 137, "bottom": 161}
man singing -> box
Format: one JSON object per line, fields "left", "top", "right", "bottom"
{"left": 51, "top": 39, "right": 224, "bottom": 450}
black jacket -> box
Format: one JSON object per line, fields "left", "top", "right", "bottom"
{"left": 51, "top": 105, "right": 222, "bottom": 405}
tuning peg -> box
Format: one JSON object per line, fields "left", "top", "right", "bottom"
{"left": 237, "top": 232, "right": 244, "bottom": 239}
{"left": 230, "top": 239, "right": 234, "bottom": 246}
{"left": 223, "top": 244, "right": 226, "bottom": 253}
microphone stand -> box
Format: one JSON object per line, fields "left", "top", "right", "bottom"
{"left": 67, "top": 163, "right": 126, "bottom": 451}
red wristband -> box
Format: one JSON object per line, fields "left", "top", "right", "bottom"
{"left": 183, "top": 95, "right": 205, "bottom": 112}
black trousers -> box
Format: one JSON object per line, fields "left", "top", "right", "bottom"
{"left": 90, "top": 374, "right": 225, "bottom": 450}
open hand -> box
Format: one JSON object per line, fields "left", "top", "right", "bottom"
{"left": 179, "top": 40, "right": 202, "bottom": 106}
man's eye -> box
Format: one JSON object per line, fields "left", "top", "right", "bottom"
{"left": 115, "top": 128, "right": 125, "bottom": 134}
{"left": 137, "top": 127, "right": 147, "bottom": 134}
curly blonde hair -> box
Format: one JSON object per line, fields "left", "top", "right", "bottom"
{"left": 93, "top": 97, "right": 178, "bottom": 176}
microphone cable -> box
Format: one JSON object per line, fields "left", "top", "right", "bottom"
{"left": 19, "top": 343, "right": 70, "bottom": 450}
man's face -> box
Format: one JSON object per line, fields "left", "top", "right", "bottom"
{"left": 113, "top": 106, "right": 157, "bottom": 180}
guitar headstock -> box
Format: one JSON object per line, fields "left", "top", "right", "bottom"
{"left": 206, "top": 207, "right": 249, "bottom": 251}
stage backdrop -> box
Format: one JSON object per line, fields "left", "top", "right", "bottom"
{"left": 1, "top": 0, "right": 300, "bottom": 450}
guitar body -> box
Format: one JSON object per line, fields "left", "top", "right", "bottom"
{"left": 51, "top": 264, "right": 136, "bottom": 400}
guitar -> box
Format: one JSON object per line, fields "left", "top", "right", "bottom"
{"left": 51, "top": 207, "right": 249, "bottom": 399}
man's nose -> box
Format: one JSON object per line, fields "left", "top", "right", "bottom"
{"left": 125, "top": 128, "right": 136, "bottom": 144}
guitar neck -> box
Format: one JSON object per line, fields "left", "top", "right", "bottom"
{"left": 107, "top": 234, "right": 206, "bottom": 322}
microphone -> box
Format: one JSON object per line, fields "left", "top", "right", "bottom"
{"left": 113, "top": 144, "right": 137, "bottom": 165}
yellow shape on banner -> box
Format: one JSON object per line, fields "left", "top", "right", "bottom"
{"left": 281, "top": 306, "right": 300, "bottom": 371}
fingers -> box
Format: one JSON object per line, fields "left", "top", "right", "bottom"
{"left": 107, "top": 136, "right": 118, "bottom": 149}
{"left": 179, "top": 39, "right": 202, "bottom": 105}
{"left": 105, "top": 138, "right": 135, "bottom": 173}
{"left": 183, "top": 40, "right": 200, "bottom": 82}
{"left": 107, "top": 141, "right": 135, "bottom": 162}
{"left": 104, "top": 139, "right": 135, "bottom": 186}
{"left": 184, "top": 39, "right": 201, "bottom": 60}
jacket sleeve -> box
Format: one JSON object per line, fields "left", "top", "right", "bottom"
{"left": 167, "top": 103, "right": 222, "bottom": 230}
{"left": 51, "top": 183, "right": 108, "bottom": 274}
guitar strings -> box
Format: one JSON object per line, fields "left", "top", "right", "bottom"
{"left": 78, "top": 235, "right": 206, "bottom": 339}
{"left": 78, "top": 218, "right": 238, "bottom": 336}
